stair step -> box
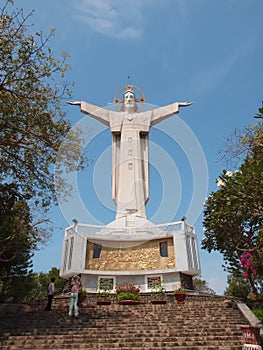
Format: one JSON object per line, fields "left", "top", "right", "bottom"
{"left": 0, "top": 296, "right": 250, "bottom": 349}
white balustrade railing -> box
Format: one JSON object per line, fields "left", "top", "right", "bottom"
{"left": 65, "top": 221, "right": 195, "bottom": 239}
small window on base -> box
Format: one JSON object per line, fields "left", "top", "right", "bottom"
{"left": 98, "top": 278, "right": 114, "bottom": 291}
{"left": 159, "top": 241, "right": 168, "bottom": 257}
{"left": 93, "top": 244, "right": 102, "bottom": 258}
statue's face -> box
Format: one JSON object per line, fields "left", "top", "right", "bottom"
{"left": 123, "top": 91, "right": 135, "bottom": 109}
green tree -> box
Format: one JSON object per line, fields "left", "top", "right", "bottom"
{"left": 32, "top": 267, "right": 68, "bottom": 300}
{"left": 219, "top": 104, "right": 263, "bottom": 168}
{"left": 193, "top": 276, "right": 215, "bottom": 294}
{"left": 224, "top": 272, "right": 250, "bottom": 300}
{"left": 0, "top": 1, "right": 90, "bottom": 301}
{"left": 0, "top": 0, "right": 88, "bottom": 243}
{"left": 0, "top": 183, "right": 37, "bottom": 302}
{"left": 202, "top": 106, "right": 263, "bottom": 294}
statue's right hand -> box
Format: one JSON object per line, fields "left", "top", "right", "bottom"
{"left": 67, "top": 101, "right": 81, "bottom": 105}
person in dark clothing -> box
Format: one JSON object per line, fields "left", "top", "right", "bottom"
{"left": 45, "top": 277, "right": 55, "bottom": 311}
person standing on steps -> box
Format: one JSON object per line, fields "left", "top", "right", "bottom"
{"left": 69, "top": 275, "right": 81, "bottom": 317}
{"left": 45, "top": 277, "right": 55, "bottom": 311}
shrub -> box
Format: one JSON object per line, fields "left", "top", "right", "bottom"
{"left": 117, "top": 292, "right": 141, "bottom": 302}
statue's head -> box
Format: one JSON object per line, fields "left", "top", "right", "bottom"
{"left": 115, "top": 85, "right": 144, "bottom": 112}
{"left": 121, "top": 90, "right": 138, "bottom": 112}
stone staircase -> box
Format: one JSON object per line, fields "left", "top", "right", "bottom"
{"left": 0, "top": 294, "right": 251, "bottom": 349}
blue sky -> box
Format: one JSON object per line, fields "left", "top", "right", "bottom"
{"left": 13, "top": 0, "right": 263, "bottom": 294}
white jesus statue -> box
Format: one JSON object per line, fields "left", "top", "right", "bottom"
{"left": 68, "top": 86, "right": 191, "bottom": 221}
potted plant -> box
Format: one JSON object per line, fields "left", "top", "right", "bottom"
{"left": 150, "top": 278, "right": 167, "bottom": 304}
{"left": 78, "top": 289, "right": 88, "bottom": 306}
{"left": 115, "top": 282, "right": 141, "bottom": 305}
{"left": 97, "top": 279, "right": 112, "bottom": 305}
{"left": 174, "top": 288, "right": 186, "bottom": 304}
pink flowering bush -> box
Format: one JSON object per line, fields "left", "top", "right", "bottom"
{"left": 115, "top": 282, "right": 140, "bottom": 295}
{"left": 240, "top": 250, "right": 256, "bottom": 280}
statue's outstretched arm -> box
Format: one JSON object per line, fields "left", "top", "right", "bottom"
{"left": 67, "top": 101, "right": 110, "bottom": 126}
{"left": 151, "top": 102, "right": 192, "bottom": 126}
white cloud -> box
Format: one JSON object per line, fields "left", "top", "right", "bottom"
{"left": 70, "top": 0, "right": 195, "bottom": 40}
{"left": 72, "top": 0, "right": 145, "bottom": 39}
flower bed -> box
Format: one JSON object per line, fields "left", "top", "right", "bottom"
{"left": 115, "top": 283, "right": 141, "bottom": 304}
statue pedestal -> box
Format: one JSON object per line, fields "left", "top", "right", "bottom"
{"left": 63, "top": 85, "right": 196, "bottom": 292}
{"left": 60, "top": 219, "right": 201, "bottom": 292}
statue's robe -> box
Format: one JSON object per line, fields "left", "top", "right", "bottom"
{"left": 79, "top": 101, "right": 181, "bottom": 219}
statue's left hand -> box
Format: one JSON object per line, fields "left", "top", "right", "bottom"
{"left": 179, "top": 102, "right": 192, "bottom": 107}
{"left": 67, "top": 101, "right": 81, "bottom": 105}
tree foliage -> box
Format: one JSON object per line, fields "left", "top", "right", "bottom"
{"left": 0, "top": 0, "right": 88, "bottom": 230}
{"left": 0, "top": 1, "right": 90, "bottom": 299}
{"left": 0, "top": 263, "right": 68, "bottom": 302}
{"left": 0, "top": 183, "right": 35, "bottom": 262}
{"left": 202, "top": 106, "right": 263, "bottom": 294}
{"left": 219, "top": 103, "right": 263, "bottom": 168}
{"left": 31, "top": 267, "right": 68, "bottom": 301}
{"left": 193, "top": 276, "right": 215, "bottom": 294}
{"left": 0, "top": 183, "right": 37, "bottom": 302}
{"left": 224, "top": 272, "right": 251, "bottom": 300}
